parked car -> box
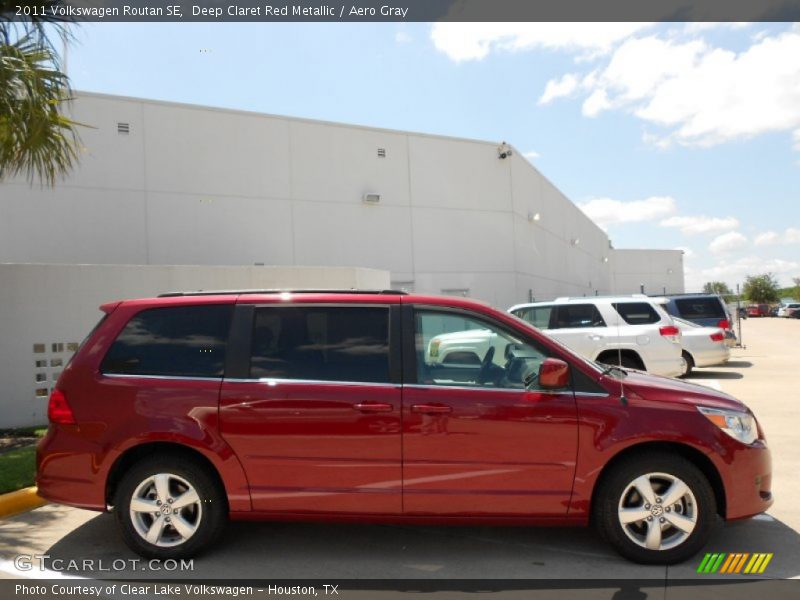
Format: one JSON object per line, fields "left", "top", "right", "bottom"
{"left": 37, "top": 290, "right": 772, "bottom": 565}
{"left": 508, "top": 296, "right": 684, "bottom": 377}
{"left": 671, "top": 317, "right": 730, "bottom": 377}
{"left": 747, "top": 304, "right": 770, "bottom": 318}
{"left": 656, "top": 294, "right": 736, "bottom": 347}
{"left": 777, "top": 302, "right": 800, "bottom": 318}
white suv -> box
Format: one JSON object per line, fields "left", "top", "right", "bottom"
{"left": 508, "top": 296, "right": 684, "bottom": 377}
{"left": 426, "top": 296, "right": 684, "bottom": 378}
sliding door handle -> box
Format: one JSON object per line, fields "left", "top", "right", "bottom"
{"left": 353, "top": 402, "right": 394, "bottom": 413}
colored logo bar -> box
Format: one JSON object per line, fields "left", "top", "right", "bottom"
{"left": 697, "top": 553, "right": 773, "bottom": 574}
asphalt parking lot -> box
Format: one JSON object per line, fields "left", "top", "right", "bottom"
{"left": 1, "top": 318, "right": 799, "bottom": 586}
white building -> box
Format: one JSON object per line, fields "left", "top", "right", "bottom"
{"left": 0, "top": 92, "right": 684, "bottom": 427}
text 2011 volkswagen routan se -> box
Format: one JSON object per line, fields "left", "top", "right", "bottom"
{"left": 37, "top": 290, "right": 772, "bottom": 564}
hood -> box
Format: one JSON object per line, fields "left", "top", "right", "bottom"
{"left": 612, "top": 370, "right": 747, "bottom": 412}
{"left": 433, "top": 329, "right": 492, "bottom": 342}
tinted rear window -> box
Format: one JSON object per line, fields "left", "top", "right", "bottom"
{"left": 674, "top": 297, "right": 725, "bottom": 319}
{"left": 552, "top": 304, "right": 606, "bottom": 329}
{"left": 613, "top": 302, "right": 661, "bottom": 325}
{"left": 250, "top": 306, "right": 390, "bottom": 383}
{"left": 101, "top": 305, "right": 233, "bottom": 377}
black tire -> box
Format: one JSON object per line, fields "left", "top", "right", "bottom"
{"left": 679, "top": 351, "right": 694, "bottom": 378}
{"left": 598, "top": 353, "right": 642, "bottom": 370}
{"left": 114, "top": 455, "right": 227, "bottom": 559}
{"left": 593, "top": 452, "right": 716, "bottom": 564}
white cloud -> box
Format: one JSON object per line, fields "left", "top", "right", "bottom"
{"left": 577, "top": 196, "right": 676, "bottom": 229}
{"left": 660, "top": 215, "right": 739, "bottom": 235}
{"left": 675, "top": 246, "right": 695, "bottom": 259}
{"left": 430, "top": 23, "right": 652, "bottom": 63}
{"left": 754, "top": 231, "right": 780, "bottom": 246}
{"left": 756, "top": 227, "right": 800, "bottom": 245}
{"left": 539, "top": 73, "right": 580, "bottom": 105}
{"left": 539, "top": 28, "right": 800, "bottom": 149}
{"left": 522, "top": 150, "right": 541, "bottom": 160}
{"left": 687, "top": 256, "right": 800, "bottom": 290}
{"left": 793, "top": 129, "right": 800, "bottom": 151}
{"left": 709, "top": 231, "right": 748, "bottom": 255}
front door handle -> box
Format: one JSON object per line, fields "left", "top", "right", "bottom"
{"left": 353, "top": 402, "right": 393, "bottom": 413}
{"left": 411, "top": 404, "right": 453, "bottom": 414}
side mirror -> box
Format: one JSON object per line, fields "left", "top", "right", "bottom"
{"left": 539, "top": 358, "right": 570, "bottom": 389}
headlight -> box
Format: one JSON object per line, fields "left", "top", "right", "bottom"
{"left": 697, "top": 407, "right": 758, "bottom": 445}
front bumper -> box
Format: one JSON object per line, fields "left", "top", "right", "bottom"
{"left": 716, "top": 439, "right": 773, "bottom": 520}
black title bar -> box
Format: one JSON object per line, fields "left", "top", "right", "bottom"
{"left": 4, "top": 0, "right": 800, "bottom": 22}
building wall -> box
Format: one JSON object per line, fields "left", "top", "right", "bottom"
{"left": 0, "top": 264, "right": 390, "bottom": 428}
{"left": 0, "top": 92, "right": 683, "bottom": 309}
{"left": 611, "top": 249, "right": 686, "bottom": 296}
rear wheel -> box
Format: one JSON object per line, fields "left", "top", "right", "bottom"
{"left": 114, "top": 456, "right": 227, "bottom": 559}
{"left": 679, "top": 351, "right": 694, "bottom": 378}
{"left": 593, "top": 453, "right": 716, "bottom": 564}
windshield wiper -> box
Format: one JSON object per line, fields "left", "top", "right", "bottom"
{"left": 600, "top": 365, "right": 628, "bottom": 379}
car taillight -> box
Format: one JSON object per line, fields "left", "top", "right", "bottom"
{"left": 48, "top": 389, "right": 76, "bottom": 425}
{"left": 659, "top": 325, "right": 680, "bottom": 339}
{"left": 718, "top": 319, "right": 729, "bottom": 329}
{"left": 710, "top": 332, "right": 725, "bottom": 342}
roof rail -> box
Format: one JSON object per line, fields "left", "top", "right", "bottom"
{"left": 552, "top": 293, "right": 648, "bottom": 302}
{"left": 157, "top": 289, "right": 408, "bottom": 298}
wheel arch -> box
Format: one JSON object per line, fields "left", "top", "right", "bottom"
{"left": 106, "top": 442, "right": 229, "bottom": 510}
{"left": 589, "top": 441, "right": 726, "bottom": 519}
{"left": 595, "top": 349, "right": 646, "bottom": 371}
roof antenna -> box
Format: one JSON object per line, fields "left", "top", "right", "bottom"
{"left": 617, "top": 300, "right": 628, "bottom": 407}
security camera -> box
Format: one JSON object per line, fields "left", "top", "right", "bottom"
{"left": 498, "top": 141, "right": 513, "bottom": 159}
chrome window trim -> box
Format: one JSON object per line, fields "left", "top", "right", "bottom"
{"left": 573, "top": 391, "right": 611, "bottom": 398}
{"left": 402, "top": 383, "right": 570, "bottom": 395}
{"left": 102, "top": 373, "right": 223, "bottom": 382}
{"left": 224, "top": 377, "right": 399, "bottom": 388}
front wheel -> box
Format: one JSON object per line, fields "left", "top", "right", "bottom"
{"left": 593, "top": 453, "right": 717, "bottom": 564}
{"left": 114, "top": 456, "right": 227, "bottom": 559}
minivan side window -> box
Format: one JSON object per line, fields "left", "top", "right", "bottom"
{"left": 101, "top": 305, "right": 233, "bottom": 378}
{"left": 416, "top": 310, "right": 550, "bottom": 390}
{"left": 250, "top": 306, "right": 390, "bottom": 383}
{"left": 613, "top": 302, "right": 661, "bottom": 325}
{"left": 552, "top": 304, "right": 606, "bottom": 329}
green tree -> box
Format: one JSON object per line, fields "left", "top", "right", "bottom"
{"left": 702, "top": 281, "right": 732, "bottom": 296}
{"left": 0, "top": 5, "right": 82, "bottom": 185}
{"left": 743, "top": 273, "right": 780, "bottom": 304}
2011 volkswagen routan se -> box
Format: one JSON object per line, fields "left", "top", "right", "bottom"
{"left": 37, "top": 290, "right": 772, "bottom": 564}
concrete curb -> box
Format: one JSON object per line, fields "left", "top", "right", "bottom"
{"left": 0, "top": 487, "right": 48, "bottom": 519}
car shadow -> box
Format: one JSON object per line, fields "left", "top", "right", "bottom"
{"left": 687, "top": 370, "right": 743, "bottom": 380}
{"left": 36, "top": 511, "right": 800, "bottom": 581}
{"left": 717, "top": 361, "right": 753, "bottom": 369}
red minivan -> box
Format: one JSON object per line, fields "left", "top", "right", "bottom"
{"left": 37, "top": 290, "right": 772, "bottom": 564}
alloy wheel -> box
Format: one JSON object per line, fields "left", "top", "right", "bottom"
{"left": 617, "top": 472, "right": 697, "bottom": 551}
{"left": 129, "top": 473, "right": 203, "bottom": 547}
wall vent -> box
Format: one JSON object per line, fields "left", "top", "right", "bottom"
{"left": 117, "top": 122, "right": 130, "bottom": 134}
{"left": 377, "top": 148, "right": 386, "bottom": 157}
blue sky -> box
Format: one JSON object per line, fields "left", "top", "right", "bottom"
{"left": 64, "top": 22, "right": 800, "bottom": 290}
